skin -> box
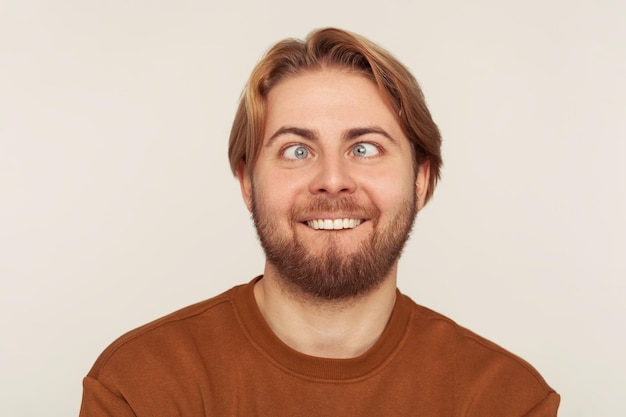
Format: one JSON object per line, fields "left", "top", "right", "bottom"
{"left": 238, "top": 68, "right": 430, "bottom": 358}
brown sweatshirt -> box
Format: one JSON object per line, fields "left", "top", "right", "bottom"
{"left": 80, "top": 277, "right": 559, "bottom": 416}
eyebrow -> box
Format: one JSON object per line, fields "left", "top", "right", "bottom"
{"left": 343, "top": 127, "right": 396, "bottom": 143}
{"left": 265, "top": 126, "right": 396, "bottom": 146}
{"left": 266, "top": 126, "right": 318, "bottom": 146}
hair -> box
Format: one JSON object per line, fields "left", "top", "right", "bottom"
{"left": 228, "top": 27, "right": 442, "bottom": 204}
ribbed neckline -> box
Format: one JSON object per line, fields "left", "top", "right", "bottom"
{"left": 232, "top": 276, "right": 412, "bottom": 382}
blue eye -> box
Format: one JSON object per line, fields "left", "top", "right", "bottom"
{"left": 283, "top": 145, "right": 310, "bottom": 159}
{"left": 352, "top": 143, "right": 379, "bottom": 157}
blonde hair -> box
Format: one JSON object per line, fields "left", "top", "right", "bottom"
{"left": 228, "top": 27, "right": 442, "bottom": 204}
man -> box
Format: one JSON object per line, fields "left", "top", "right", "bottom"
{"left": 80, "top": 28, "right": 559, "bottom": 416}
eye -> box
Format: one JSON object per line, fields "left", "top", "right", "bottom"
{"left": 282, "top": 144, "right": 310, "bottom": 160}
{"left": 352, "top": 143, "right": 379, "bottom": 157}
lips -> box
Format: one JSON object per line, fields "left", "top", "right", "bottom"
{"left": 296, "top": 198, "right": 375, "bottom": 231}
{"left": 306, "top": 218, "right": 364, "bottom": 230}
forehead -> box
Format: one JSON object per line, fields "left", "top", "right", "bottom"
{"left": 263, "top": 68, "right": 403, "bottom": 141}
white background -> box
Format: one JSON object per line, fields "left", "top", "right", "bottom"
{"left": 1, "top": 1, "right": 624, "bottom": 416}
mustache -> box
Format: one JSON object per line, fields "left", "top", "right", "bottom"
{"left": 290, "top": 196, "right": 380, "bottom": 220}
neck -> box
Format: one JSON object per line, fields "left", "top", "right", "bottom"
{"left": 253, "top": 263, "right": 398, "bottom": 359}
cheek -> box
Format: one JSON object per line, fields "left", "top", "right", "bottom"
{"left": 252, "top": 172, "right": 303, "bottom": 213}
{"left": 373, "top": 190, "right": 413, "bottom": 215}
{"left": 366, "top": 169, "right": 415, "bottom": 203}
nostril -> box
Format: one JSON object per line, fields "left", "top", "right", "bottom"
{"left": 313, "top": 186, "right": 354, "bottom": 195}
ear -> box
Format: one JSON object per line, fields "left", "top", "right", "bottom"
{"left": 415, "top": 160, "right": 430, "bottom": 211}
{"left": 236, "top": 161, "right": 253, "bottom": 212}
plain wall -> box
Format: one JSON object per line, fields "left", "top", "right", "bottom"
{"left": 1, "top": 1, "right": 624, "bottom": 415}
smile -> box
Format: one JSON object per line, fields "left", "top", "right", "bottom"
{"left": 306, "top": 219, "right": 364, "bottom": 230}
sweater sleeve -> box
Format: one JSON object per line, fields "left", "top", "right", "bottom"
{"left": 79, "top": 376, "right": 137, "bottom": 417}
{"left": 521, "top": 391, "right": 560, "bottom": 417}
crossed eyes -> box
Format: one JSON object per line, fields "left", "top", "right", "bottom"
{"left": 282, "top": 143, "right": 380, "bottom": 160}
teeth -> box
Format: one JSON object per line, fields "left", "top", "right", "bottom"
{"left": 306, "top": 219, "right": 363, "bottom": 230}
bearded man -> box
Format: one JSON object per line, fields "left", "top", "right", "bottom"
{"left": 80, "top": 28, "right": 559, "bottom": 417}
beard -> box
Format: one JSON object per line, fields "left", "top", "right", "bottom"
{"left": 250, "top": 187, "right": 418, "bottom": 302}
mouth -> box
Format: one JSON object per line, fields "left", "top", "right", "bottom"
{"left": 304, "top": 218, "right": 365, "bottom": 230}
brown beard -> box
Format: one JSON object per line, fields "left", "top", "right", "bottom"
{"left": 250, "top": 187, "right": 417, "bottom": 301}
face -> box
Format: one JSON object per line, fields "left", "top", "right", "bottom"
{"left": 239, "top": 68, "right": 429, "bottom": 301}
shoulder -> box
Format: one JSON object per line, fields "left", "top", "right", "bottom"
{"left": 401, "top": 293, "right": 543, "bottom": 373}
{"left": 87, "top": 284, "right": 242, "bottom": 379}
{"left": 398, "top": 294, "right": 558, "bottom": 414}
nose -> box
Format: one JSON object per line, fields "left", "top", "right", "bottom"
{"left": 308, "top": 155, "right": 357, "bottom": 197}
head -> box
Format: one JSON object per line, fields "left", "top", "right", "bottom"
{"left": 228, "top": 28, "right": 443, "bottom": 301}
{"left": 228, "top": 27, "right": 442, "bottom": 205}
